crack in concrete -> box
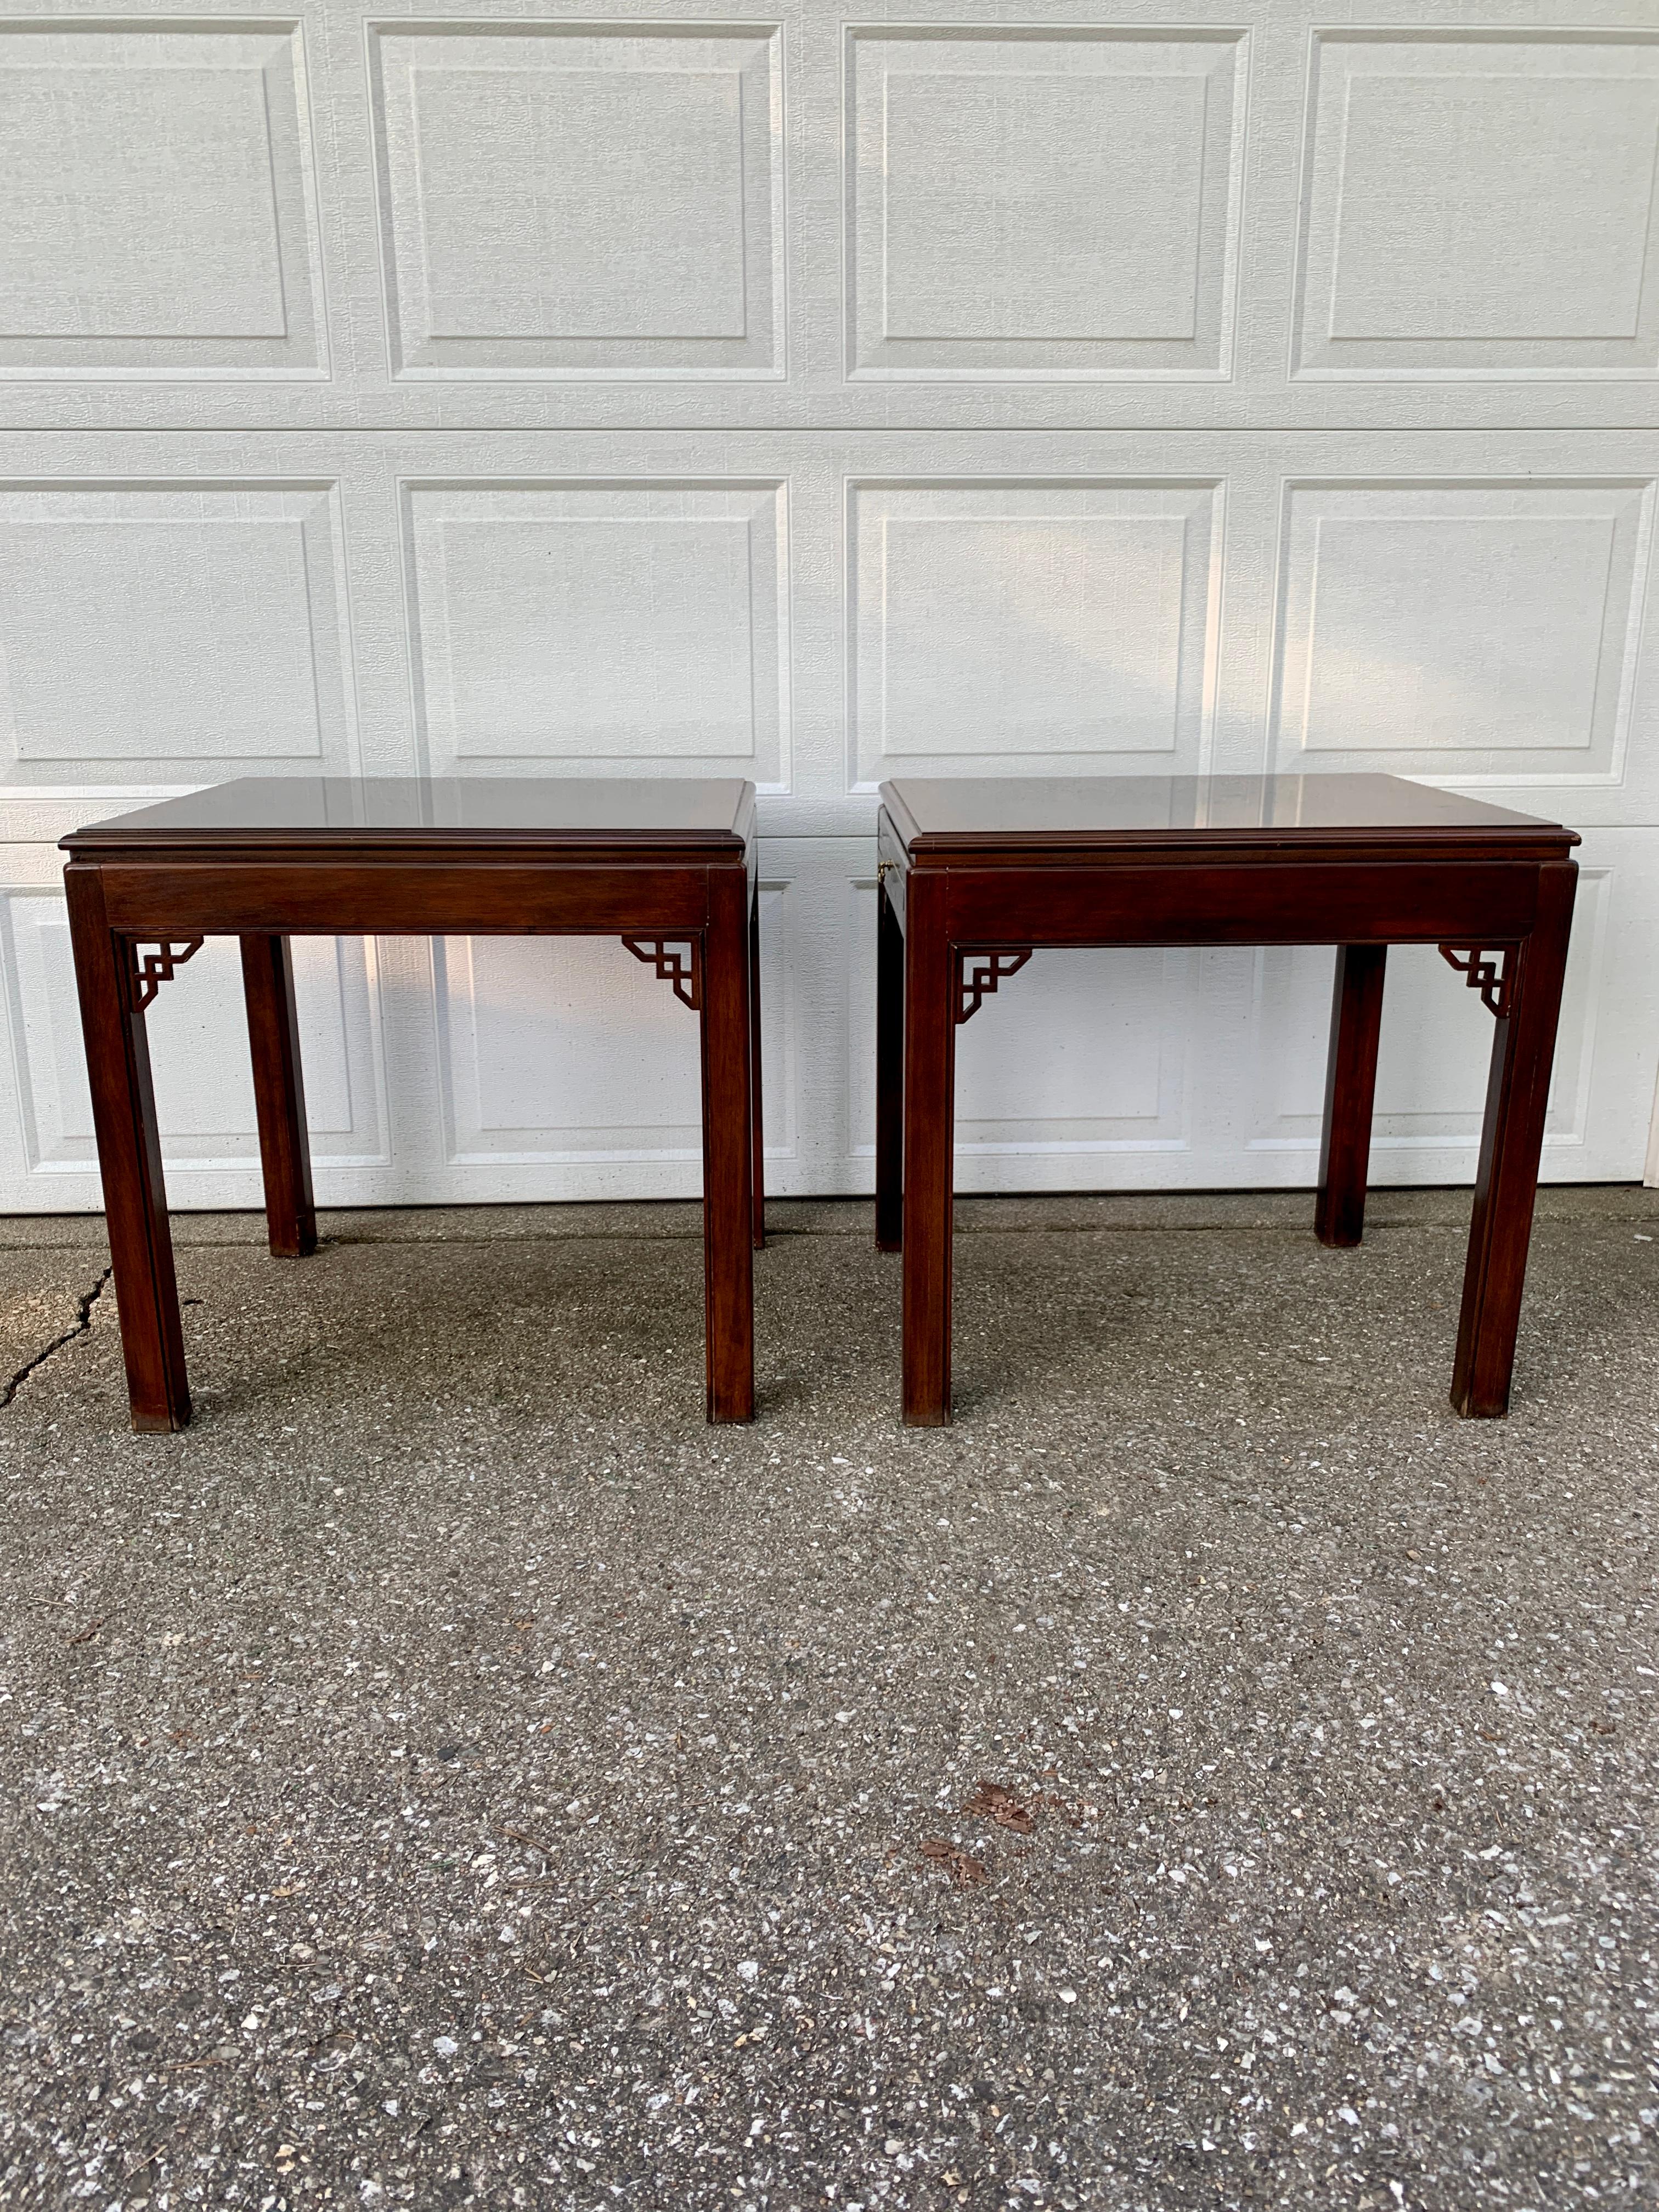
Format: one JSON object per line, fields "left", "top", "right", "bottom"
{"left": 0, "top": 1265, "right": 112, "bottom": 1410}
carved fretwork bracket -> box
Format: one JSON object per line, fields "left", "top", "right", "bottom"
{"left": 1438, "top": 944, "right": 1513, "bottom": 1020}
{"left": 129, "top": 939, "right": 205, "bottom": 1012}
{"left": 622, "top": 936, "right": 701, "bottom": 1013}
{"left": 957, "top": 949, "right": 1032, "bottom": 1024}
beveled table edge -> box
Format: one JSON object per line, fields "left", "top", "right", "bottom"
{"left": 877, "top": 793, "right": 1578, "bottom": 867}
{"left": 60, "top": 825, "right": 753, "bottom": 855}
{"left": 61, "top": 800, "right": 757, "bottom": 864}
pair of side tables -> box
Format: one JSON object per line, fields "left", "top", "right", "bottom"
{"left": 60, "top": 774, "right": 1578, "bottom": 1435}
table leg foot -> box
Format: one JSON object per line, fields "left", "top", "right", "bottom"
{"left": 131, "top": 1406, "right": 189, "bottom": 1435}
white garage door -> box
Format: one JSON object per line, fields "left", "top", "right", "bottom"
{"left": 1, "top": 2, "right": 1656, "bottom": 1214}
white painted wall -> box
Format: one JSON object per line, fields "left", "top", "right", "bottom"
{"left": 1, "top": 3, "right": 1655, "bottom": 1211}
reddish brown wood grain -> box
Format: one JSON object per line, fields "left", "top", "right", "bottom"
{"left": 876, "top": 775, "right": 1579, "bottom": 1429}
{"left": 1315, "top": 944, "right": 1388, "bottom": 1249}
{"left": 64, "top": 864, "right": 191, "bottom": 1432}
{"left": 1452, "top": 863, "right": 1577, "bottom": 1417}
{"left": 98, "top": 862, "right": 711, "bottom": 938}
{"left": 943, "top": 863, "right": 1541, "bottom": 947}
{"left": 749, "top": 891, "right": 765, "bottom": 1252}
{"left": 900, "top": 875, "right": 956, "bottom": 1427}
{"left": 61, "top": 786, "right": 760, "bottom": 1432}
{"left": 241, "top": 934, "right": 317, "bottom": 1260}
{"left": 874, "top": 875, "right": 906, "bottom": 1255}
{"left": 702, "top": 866, "right": 755, "bottom": 1421}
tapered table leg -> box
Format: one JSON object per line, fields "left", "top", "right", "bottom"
{"left": 1315, "top": 943, "right": 1387, "bottom": 1248}
{"left": 1452, "top": 865, "right": 1577, "bottom": 1417}
{"left": 749, "top": 888, "right": 765, "bottom": 1251}
{"left": 241, "top": 934, "right": 317, "bottom": 1259}
{"left": 901, "top": 880, "right": 955, "bottom": 1425}
{"left": 876, "top": 873, "right": 905, "bottom": 1252}
{"left": 702, "top": 870, "right": 755, "bottom": 1421}
{"left": 64, "top": 867, "right": 191, "bottom": 1432}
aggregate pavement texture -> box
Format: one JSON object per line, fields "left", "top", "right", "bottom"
{"left": 1, "top": 1190, "right": 1657, "bottom": 2212}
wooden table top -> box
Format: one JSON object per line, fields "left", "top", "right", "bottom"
{"left": 62, "top": 776, "right": 757, "bottom": 855}
{"left": 881, "top": 774, "right": 1577, "bottom": 859}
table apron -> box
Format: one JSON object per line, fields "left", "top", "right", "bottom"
{"left": 943, "top": 862, "right": 1543, "bottom": 946}
{"left": 87, "top": 861, "right": 719, "bottom": 938}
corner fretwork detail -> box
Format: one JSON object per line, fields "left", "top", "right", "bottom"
{"left": 622, "top": 937, "right": 701, "bottom": 1013}
{"left": 130, "top": 939, "right": 205, "bottom": 1012}
{"left": 957, "top": 949, "right": 1032, "bottom": 1024}
{"left": 1438, "top": 944, "right": 1513, "bottom": 1020}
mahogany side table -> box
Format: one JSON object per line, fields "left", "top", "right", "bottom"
{"left": 874, "top": 774, "right": 1579, "bottom": 1427}
{"left": 61, "top": 777, "right": 763, "bottom": 1431}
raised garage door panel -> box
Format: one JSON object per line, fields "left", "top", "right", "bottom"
{"left": 0, "top": 3, "right": 1652, "bottom": 1212}
{"left": 4, "top": 6, "right": 1657, "bottom": 428}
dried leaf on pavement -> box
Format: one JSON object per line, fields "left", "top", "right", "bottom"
{"left": 919, "top": 1837, "right": 988, "bottom": 1888}
{"left": 964, "top": 1779, "right": 1035, "bottom": 1835}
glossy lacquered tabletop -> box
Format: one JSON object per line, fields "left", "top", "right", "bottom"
{"left": 62, "top": 776, "right": 756, "bottom": 850}
{"left": 881, "top": 774, "right": 1576, "bottom": 855}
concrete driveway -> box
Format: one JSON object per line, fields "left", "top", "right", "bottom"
{"left": 1, "top": 1190, "right": 1655, "bottom": 2210}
